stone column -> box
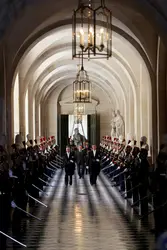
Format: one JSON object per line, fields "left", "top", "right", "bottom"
{"left": 156, "top": 37, "right": 167, "bottom": 149}
{"left": 28, "top": 86, "right": 33, "bottom": 140}
{"left": 19, "top": 75, "right": 25, "bottom": 140}
{"left": 35, "top": 99, "right": 39, "bottom": 137}
{"left": 0, "top": 46, "right": 6, "bottom": 136}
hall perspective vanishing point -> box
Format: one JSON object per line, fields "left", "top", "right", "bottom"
{"left": 0, "top": 0, "right": 167, "bottom": 161}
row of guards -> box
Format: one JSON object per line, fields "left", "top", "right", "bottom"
{"left": 100, "top": 134, "right": 167, "bottom": 248}
{"left": 13, "top": 134, "right": 56, "bottom": 148}
{"left": 101, "top": 134, "right": 149, "bottom": 151}
{"left": 0, "top": 133, "right": 62, "bottom": 249}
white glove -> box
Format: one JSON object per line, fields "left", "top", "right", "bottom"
{"left": 117, "top": 167, "right": 120, "bottom": 170}
{"left": 124, "top": 168, "right": 128, "bottom": 173}
{"left": 9, "top": 169, "right": 13, "bottom": 177}
{"left": 70, "top": 160, "right": 74, "bottom": 163}
{"left": 86, "top": 166, "right": 89, "bottom": 169}
{"left": 9, "top": 169, "right": 18, "bottom": 179}
{"left": 107, "top": 158, "right": 109, "bottom": 161}
{"left": 11, "top": 201, "right": 17, "bottom": 208}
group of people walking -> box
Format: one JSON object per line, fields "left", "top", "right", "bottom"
{"left": 63, "top": 142, "right": 101, "bottom": 186}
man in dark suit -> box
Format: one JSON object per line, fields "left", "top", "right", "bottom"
{"left": 75, "top": 145, "right": 85, "bottom": 179}
{"left": 88, "top": 145, "right": 101, "bottom": 185}
{"left": 63, "top": 146, "right": 75, "bottom": 186}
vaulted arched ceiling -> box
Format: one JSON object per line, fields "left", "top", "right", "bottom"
{"left": 2, "top": 0, "right": 166, "bottom": 87}
{"left": 7, "top": 0, "right": 160, "bottom": 150}
{"left": 15, "top": 21, "right": 151, "bottom": 111}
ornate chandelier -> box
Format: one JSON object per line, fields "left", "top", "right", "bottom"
{"left": 73, "top": 55, "right": 92, "bottom": 103}
{"left": 72, "top": 0, "right": 112, "bottom": 60}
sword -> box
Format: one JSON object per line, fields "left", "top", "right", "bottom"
{"left": 32, "top": 184, "right": 49, "bottom": 196}
{"left": 49, "top": 162, "right": 58, "bottom": 169}
{"left": 55, "top": 156, "right": 63, "bottom": 162}
{"left": 55, "top": 157, "right": 63, "bottom": 163}
{"left": 46, "top": 166, "right": 56, "bottom": 173}
{"left": 27, "top": 194, "right": 48, "bottom": 207}
{"left": 131, "top": 193, "right": 151, "bottom": 207}
{"left": 11, "top": 201, "right": 41, "bottom": 221}
{"left": 108, "top": 167, "right": 120, "bottom": 176}
{"left": 121, "top": 184, "right": 141, "bottom": 196}
{"left": 102, "top": 164, "right": 113, "bottom": 171}
{"left": 43, "top": 173, "right": 51, "bottom": 179}
{"left": 0, "top": 231, "right": 27, "bottom": 247}
{"left": 139, "top": 199, "right": 167, "bottom": 220}
{"left": 106, "top": 169, "right": 118, "bottom": 178}
{"left": 111, "top": 178, "right": 125, "bottom": 187}
{"left": 56, "top": 155, "right": 63, "bottom": 161}
{"left": 112, "top": 169, "right": 126, "bottom": 179}
{"left": 38, "top": 177, "right": 55, "bottom": 187}
{"left": 54, "top": 160, "right": 63, "bottom": 166}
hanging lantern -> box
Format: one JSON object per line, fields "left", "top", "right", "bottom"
{"left": 72, "top": 0, "right": 112, "bottom": 60}
{"left": 73, "top": 65, "right": 91, "bottom": 103}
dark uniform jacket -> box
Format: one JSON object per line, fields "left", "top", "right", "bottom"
{"left": 63, "top": 152, "right": 75, "bottom": 175}
{"left": 88, "top": 150, "right": 101, "bottom": 175}
{"left": 75, "top": 150, "right": 85, "bottom": 166}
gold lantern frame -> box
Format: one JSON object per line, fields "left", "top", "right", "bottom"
{"left": 72, "top": 0, "right": 112, "bottom": 60}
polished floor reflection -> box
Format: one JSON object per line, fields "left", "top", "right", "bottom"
{"left": 36, "top": 170, "right": 155, "bottom": 250}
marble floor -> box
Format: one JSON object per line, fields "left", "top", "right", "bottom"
{"left": 38, "top": 170, "right": 154, "bottom": 250}
{"left": 6, "top": 168, "right": 155, "bottom": 250}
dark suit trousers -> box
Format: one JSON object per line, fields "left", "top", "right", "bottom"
{"left": 65, "top": 174, "right": 72, "bottom": 185}
{"left": 77, "top": 164, "right": 85, "bottom": 177}
{"left": 90, "top": 173, "right": 98, "bottom": 185}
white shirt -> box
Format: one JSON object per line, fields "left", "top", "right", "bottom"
{"left": 93, "top": 150, "right": 96, "bottom": 157}
{"left": 67, "top": 152, "right": 70, "bottom": 158}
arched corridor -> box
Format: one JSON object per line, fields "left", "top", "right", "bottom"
{"left": 12, "top": 20, "right": 152, "bottom": 156}
{"left": 1, "top": 1, "right": 167, "bottom": 250}
{"left": 0, "top": 0, "right": 166, "bottom": 159}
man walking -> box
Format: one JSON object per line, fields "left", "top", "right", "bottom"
{"left": 63, "top": 146, "right": 75, "bottom": 186}
{"left": 88, "top": 145, "right": 101, "bottom": 185}
{"left": 75, "top": 145, "right": 85, "bottom": 179}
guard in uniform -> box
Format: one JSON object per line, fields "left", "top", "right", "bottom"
{"left": 0, "top": 147, "right": 11, "bottom": 250}
{"left": 151, "top": 144, "right": 167, "bottom": 236}
{"left": 138, "top": 148, "right": 149, "bottom": 217}
{"left": 130, "top": 146, "right": 140, "bottom": 206}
